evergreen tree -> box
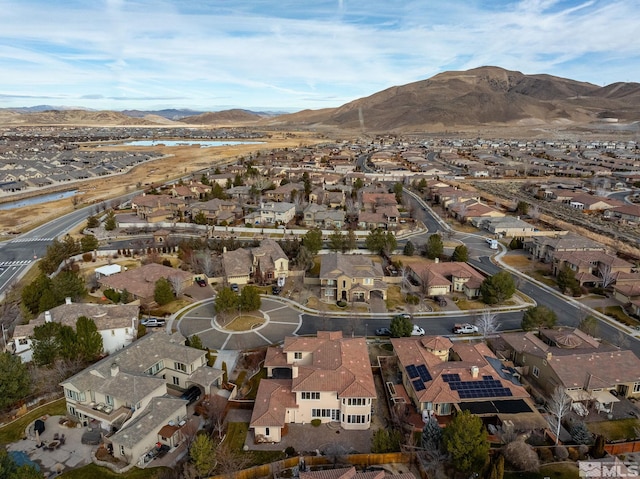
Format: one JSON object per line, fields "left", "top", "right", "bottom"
{"left": 0, "top": 352, "right": 31, "bottom": 409}
{"left": 80, "top": 234, "right": 99, "bottom": 253}
{"left": 425, "top": 233, "right": 443, "bottom": 259}
{"left": 215, "top": 287, "right": 240, "bottom": 314}
{"left": 154, "top": 278, "right": 175, "bottom": 305}
{"left": 75, "top": 316, "right": 104, "bottom": 362}
{"left": 451, "top": 244, "right": 469, "bottom": 262}
{"left": 442, "top": 410, "right": 490, "bottom": 473}
{"left": 86, "top": 215, "right": 100, "bottom": 229}
{"left": 104, "top": 210, "right": 117, "bottom": 231}
{"left": 403, "top": 241, "right": 415, "bottom": 256}
{"left": 302, "top": 228, "right": 323, "bottom": 255}
{"left": 239, "top": 285, "right": 261, "bottom": 312}
{"left": 480, "top": 271, "right": 516, "bottom": 305}
{"left": 371, "top": 428, "right": 402, "bottom": 453}
{"left": 390, "top": 315, "right": 413, "bottom": 337}
{"left": 521, "top": 305, "right": 557, "bottom": 330}
{"left": 328, "top": 229, "right": 345, "bottom": 252}
{"left": 31, "top": 322, "right": 62, "bottom": 367}
{"left": 571, "top": 421, "right": 594, "bottom": 445}
{"left": 421, "top": 415, "right": 443, "bottom": 452}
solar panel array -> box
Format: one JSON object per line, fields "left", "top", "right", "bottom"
{"left": 442, "top": 373, "right": 461, "bottom": 383}
{"left": 406, "top": 365, "right": 419, "bottom": 379}
{"left": 446, "top": 375, "right": 513, "bottom": 399}
{"left": 416, "top": 365, "right": 432, "bottom": 382}
{"left": 407, "top": 364, "right": 433, "bottom": 393}
{"left": 412, "top": 379, "right": 426, "bottom": 391}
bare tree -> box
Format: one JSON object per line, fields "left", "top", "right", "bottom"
{"left": 193, "top": 252, "right": 217, "bottom": 277}
{"left": 400, "top": 266, "right": 413, "bottom": 298}
{"left": 547, "top": 386, "right": 571, "bottom": 445}
{"left": 529, "top": 203, "right": 540, "bottom": 220}
{"left": 202, "top": 395, "right": 227, "bottom": 439}
{"left": 475, "top": 309, "right": 500, "bottom": 338}
{"left": 598, "top": 262, "right": 615, "bottom": 289}
{"left": 213, "top": 441, "right": 252, "bottom": 477}
{"left": 168, "top": 275, "right": 185, "bottom": 297}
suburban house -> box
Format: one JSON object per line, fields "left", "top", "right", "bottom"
{"left": 551, "top": 250, "right": 634, "bottom": 287}
{"left": 390, "top": 336, "right": 538, "bottom": 430}
{"left": 9, "top": 302, "right": 139, "bottom": 363}
{"left": 525, "top": 233, "right": 606, "bottom": 263}
{"left": 131, "top": 194, "right": 186, "bottom": 222}
{"left": 251, "top": 331, "right": 376, "bottom": 443}
{"left": 494, "top": 329, "right": 640, "bottom": 409}
{"left": 60, "top": 332, "right": 224, "bottom": 466}
{"left": 303, "top": 203, "right": 345, "bottom": 229}
{"left": 264, "top": 183, "right": 304, "bottom": 202}
{"left": 605, "top": 204, "right": 640, "bottom": 224}
{"left": 98, "top": 263, "right": 194, "bottom": 304}
{"left": 319, "top": 253, "right": 387, "bottom": 303}
{"left": 472, "top": 216, "right": 537, "bottom": 238}
{"left": 188, "top": 198, "right": 239, "bottom": 225}
{"left": 408, "top": 261, "right": 485, "bottom": 299}
{"left": 256, "top": 202, "right": 296, "bottom": 225}
{"left": 222, "top": 239, "right": 289, "bottom": 285}
{"left": 300, "top": 467, "right": 415, "bottom": 479}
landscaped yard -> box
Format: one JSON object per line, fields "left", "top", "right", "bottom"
{"left": 224, "top": 314, "right": 266, "bottom": 331}
{"left": 0, "top": 398, "right": 67, "bottom": 445}
{"left": 594, "top": 305, "right": 637, "bottom": 327}
{"left": 60, "top": 463, "right": 169, "bottom": 478}
{"left": 587, "top": 418, "right": 640, "bottom": 441}
{"left": 224, "top": 422, "right": 283, "bottom": 467}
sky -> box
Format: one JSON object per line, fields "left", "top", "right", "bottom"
{"left": 0, "top": 0, "right": 639, "bottom": 112}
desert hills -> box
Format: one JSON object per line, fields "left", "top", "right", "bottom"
{"left": 1, "top": 66, "right": 639, "bottom": 133}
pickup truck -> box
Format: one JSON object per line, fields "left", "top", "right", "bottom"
{"left": 141, "top": 318, "right": 166, "bottom": 328}
{"left": 452, "top": 323, "right": 478, "bottom": 334}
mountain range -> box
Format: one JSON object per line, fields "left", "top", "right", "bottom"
{"left": 1, "top": 66, "right": 639, "bottom": 133}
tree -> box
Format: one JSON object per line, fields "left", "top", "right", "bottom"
{"left": 403, "top": 241, "right": 415, "bottom": 256}
{"left": 390, "top": 315, "right": 413, "bottom": 337}
{"left": 421, "top": 415, "right": 443, "bottom": 453}
{"left": 31, "top": 322, "right": 62, "bottom": 366}
{"left": 239, "top": 285, "right": 261, "bottom": 312}
{"left": 186, "top": 335, "right": 204, "bottom": 350}
{"left": 0, "top": 352, "right": 31, "bottom": 409}
{"left": 598, "top": 263, "right": 615, "bottom": 289}
{"left": 502, "top": 440, "right": 539, "bottom": 472}
{"left": 371, "top": 428, "right": 402, "bottom": 453}
{"left": 392, "top": 182, "right": 404, "bottom": 204}
{"left": 51, "top": 270, "right": 87, "bottom": 304}
{"left": 480, "top": 271, "right": 516, "bottom": 305}
{"left": 509, "top": 237, "right": 523, "bottom": 250}
{"left": 213, "top": 441, "right": 252, "bottom": 476}
{"left": 214, "top": 287, "right": 240, "bottom": 315}
{"left": 515, "top": 200, "right": 529, "bottom": 216}
{"left": 571, "top": 420, "right": 593, "bottom": 445}
{"left": 557, "top": 267, "right": 580, "bottom": 295}
{"left": 21, "top": 274, "right": 53, "bottom": 316}
{"left": 75, "top": 316, "right": 103, "bottom": 362}
{"left": 578, "top": 315, "right": 598, "bottom": 337}
{"left": 521, "top": 305, "right": 557, "bottom": 330}
{"left": 302, "top": 228, "right": 323, "bottom": 255}
{"left": 168, "top": 275, "right": 186, "bottom": 297}
{"left": 80, "top": 234, "right": 99, "bottom": 253}
{"left": 56, "top": 324, "right": 78, "bottom": 361}
{"left": 345, "top": 229, "right": 357, "bottom": 251}
{"left": 442, "top": 410, "right": 489, "bottom": 473}
{"left": 86, "top": 215, "right": 100, "bottom": 229}
{"left": 193, "top": 211, "right": 208, "bottom": 225}
{"left": 154, "top": 278, "right": 175, "bottom": 306}
{"left": 425, "top": 233, "right": 443, "bottom": 260}
{"left": 104, "top": 210, "right": 117, "bottom": 231}
{"left": 328, "top": 229, "right": 345, "bottom": 252}
{"left": 189, "top": 433, "right": 217, "bottom": 478}
{"left": 365, "top": 228, "right": 397, "bottom": 255}
{"left": 295, "top": 245, "right": 314, "bottom": 271}
{"left": 476, "top": 309, "right": 500, "bottom": 338}
{"left": 547, "top": 386, "right": 571, "bottom": 445}
{"left": 0, "top": 449, "right": 41, "bottom": 479}
{"left": 451, "top": 244, "right": 469, "bottom": 262}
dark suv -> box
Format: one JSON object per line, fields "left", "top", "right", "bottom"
{"left": 180, "top": 386, "right": 201, "bottom": 405}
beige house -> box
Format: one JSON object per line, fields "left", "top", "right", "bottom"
{"left": 552, "top": 250, "right": 634, "bottom": 287}
{"left": 60, "top": 332, "right": 224, "bottom": 465}
{"left": 251, "top": 331, "right": 376, "bottom": 443}
{"left": 222, "top": 239, "right": 289, "bottom": 285}
{"left": 525, "top": 233, "right": 606, "bottom": 263}
{"left": 408, "top": 261, "right": 484, "bottom": 299}
{"left": 495, "top": 329, "right": 640, "bottom": 402}
{"left": 319, "top": 253, "right": 387, "bottom": 303}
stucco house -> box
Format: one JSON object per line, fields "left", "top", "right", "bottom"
{"left": 60, "top": 332, "right": 224, "bottom": 466}
{"left": 250, "top": 331, "right": 376, "bottom": 443}
{"left": 525, "top": 233, "right": 606, "bottom": 263}
{"left": 408, "top": 261, "right": 484, "bottom": 299}
{"left": 9, "top": 302, "right": 138, "bottom": 363}
{"left": 257, "top": 202, "right": 296, "bottom": 225}
{"left": 319, "top": 253, "right": 387, "bottom": 303}
{"left": 222, "top": 239, "right": 289, "bottom": 285}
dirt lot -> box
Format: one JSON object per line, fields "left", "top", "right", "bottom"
{"left": 0, "top": 131, "right": 323, "bottom": 235}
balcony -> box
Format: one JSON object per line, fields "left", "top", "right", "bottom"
{"left": 74, "top": 401, "right": 130, "bottom": 423}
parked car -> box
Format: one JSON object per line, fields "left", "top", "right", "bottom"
{"left": 180, "top": 386, "right": 201, "bottom": 405}
{"left": 141, "top": 318, "right": 166, "bottom": 328}
{"left": 195, "top": 277, "right": 207, "bottom": 287}
{"left": 452, "top": 323, "right": 478, "bottom": 334}
{"left": 271, "top": 286, "right": 281, "bottom": 295}
{"left": 230, "top": 283, "right": 240, "bottom": 293}
{"left": 375, "top": 327, "right": 391, "bottom": 336}
{"left": 411, "top": 325, "right": 426, "bottom": 336}
{"left": 394, "top": 313, "right": 412, "bottom": 321}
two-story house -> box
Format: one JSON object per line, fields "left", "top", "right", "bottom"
{"left": 408, "top": 262, "right": 484, "bottom": 299}
{"left": 60, "top": 332, "right": 224, "bottom": 465}
{"left": 525, "top": 233, "right": 606, "bottom": 263}
{"left": 9, "top": 302, "right": 138, "bottom": 363}
{"left": 256, "top": 202, "right": 296, "bottom": 225}
{"left": 222, "top": 239, "right": 289, "bottom": 285}
{"left": 251, "top": 331, "right": 376, "bottom": 443}
{"left": 319, "top": 253, "right": 387, "bottom": 303}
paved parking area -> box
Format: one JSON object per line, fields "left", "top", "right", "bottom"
{"left": 177, "top": 297, "right": 302, "bottom": 350}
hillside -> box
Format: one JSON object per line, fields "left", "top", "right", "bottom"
{"left": 0, "top": 109, "right": 162, "bottom": 126}
{"left": 272, "top": 66, "right": 640, "bottom": 132}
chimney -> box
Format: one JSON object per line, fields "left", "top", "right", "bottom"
{"left": 546, "top": 351, "right": 552, "bottom": 361}
{"left": 65, "top": 297, "right": 72, "bottom": 305}
{"left": 44, "top": 311, "right": 52, "bottom": 323}
{"left": 110, "top": 363, "right": 119, "bottom": 377}
{"left": 434, "top": 257, "right": 439, "bottom": 264}
{"left": 471, "top": 366, "right": 479, "bottom": 379}
{"left": 291, "top": 364, "right": 298, "bottom": 379}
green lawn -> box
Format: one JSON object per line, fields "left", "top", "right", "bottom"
{"left": 60, "top": 463, "right": 169, "bottom": 478}
{"left": 505, "top": 462, "right": 578, "bottom": 479}
{"left": 588, "top": 418, "right": 640, "bottom": 441}
{"left": 0, "top": 398, "right": 67, "bottom": 445}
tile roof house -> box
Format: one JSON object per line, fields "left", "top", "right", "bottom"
{"left": 300, "top": 467, "right": 415, "bottom": 479}
{"left": 525, "top": 233, "right": 606, "bottom": 263}
{"left": 251, "top": 331, "right": 376, "bottom": 443}
{"left": 256, "top": 202, "right": 296, "bottom": 225}
{"left": 551, "top": 250, "right": 634, "bottom": 287}
{"left": 222, "top": 239, "right": 289, "bottom": 285}
{"left": 98, "top": 263, "right": 193, "bottom": 304}
{"left": 10, "top": 302, "right": 139, "bottom": 363}
{"left": 61, "top": 331, "right": 224, "bottom": 466}
{"left": 390, "top": 336, "right": 534, "bottom": 424}
{"left": 189, "top": 198, "right": 240, "bottom": 225}
{"left": 319, "top": 253, "right": 387, "bottom": 303}
{"left": 494, "top": 329, "right": 640, "bottom": 402}
{"left": 408, "top": 261, "right": 484, "bottom": 299}
{"left": 303, "top": 204, "right": 345, "bottom": 229}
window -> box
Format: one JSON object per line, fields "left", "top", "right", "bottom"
{"left": 532, "top": 366, "right": 539, "bottom": 378}
{"left": 173, "top": 377, "right": 180, "bottom": 386}
{"left": 174, "top": 362, "right": 187, "bottom": 373}
{"left": 65, "top": 389, "right": 85, "bottom": 402}
{"left": 634, "top": 383, "right": 640, "bottom": 393}
{"left": 347, "top": 398, "right": 366, "bottom": 406}
{"left": 346, "top": 415, "right": 366, "bottom": 424}
{"left": 301, "top": 392, "right": 320, "bottom": 400}
{"left": 312, "top": 409, "right": 336, "bottom": 418}
{"left": 265, "top": 427, "right": 270, "bottom": 436}
{"left": 294, "top": 352, "right": 302, "bottom": 360}
{"left": 363, "top": 278, "right": 372, "bottom": 285}
{"left": 120, "top": 445, "right": 125, "bottom": 456}
{"left": 106, "top": 395, "right": 114, "bottom": 406}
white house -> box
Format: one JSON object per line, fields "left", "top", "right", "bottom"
{"left": 9, "top": 302, "right": 139, "bottom": 363}
{"left": 257, "top": 201, "right": 296, "bottom": 225}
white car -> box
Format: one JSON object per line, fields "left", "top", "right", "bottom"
{"left": 411, "top": 325, "right": 426, "bottom": 336}
{"left": 452, "top": 323, "right": 478, "bottom": 334}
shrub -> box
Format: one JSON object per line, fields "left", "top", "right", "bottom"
{"left": 103, "top": 288, "right": 121, "bottom": 303}
{"left": 555, "top": 445, "right": 568, "bottom": 460}
{"left": 503, "top": 440, "right": 539, "bottom": 472}
{"left": 568, "top": 447, "right": 579, "bottom": 461}
{"left": 337, "top": 300, "right": 347, "bottom": 308}
{"left": 311, "top": 419, "right": 321, "bottom": 427}
{"left": 578, "top": 444, "right": 589, "bottom": 460}
{"left": 406, "top": 294, "right": 420, "bottom": 305}
{"left": 82, "top": 252, "right": 93, "bottom": 262}
{"left": 285, "top": 446, "right": 296, "bottom": 457}
{"left": 538, "top": 447, "right": 554, "bottom": 463}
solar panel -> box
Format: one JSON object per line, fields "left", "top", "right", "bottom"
{"left": 482, "top": 375, "right": 494, "bottom": 381}
{"left": 442, "top": 373, "right": 460, "bottom": 383}
{"left": 412, "top": 379, "right": 426, "bottom": 391}
{"left": 448, "top": 377, "right": 514, "bottom": 398}
{"left": 406, "top": 365, "right": 419, "bottom": 379}
{"left": 416, "top": 364, "right": 432, "bottom": 382}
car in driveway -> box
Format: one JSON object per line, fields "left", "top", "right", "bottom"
{"left": 141, "top": 318, "right": 166, "bottom": 328}
{"left": 180, "top": 385, "right": 201, "bottom": 405}
{"left": 230, "top": 283, "right": 240, "bottom": 293}
{"left": 195, "top": 277, "right": 207, "bottom": 287}
{"left": 375, "top": 327, "right": 391, "bottom": 336}
{"left": 271, "top": 286, "right": 281, "bottom": 295}
{"left": 411, "top": 325, "right": 426, "bottom": 336}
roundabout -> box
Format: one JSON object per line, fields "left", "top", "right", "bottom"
{"left": 176, "top": 297, "right": 303, "bottom": 350}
